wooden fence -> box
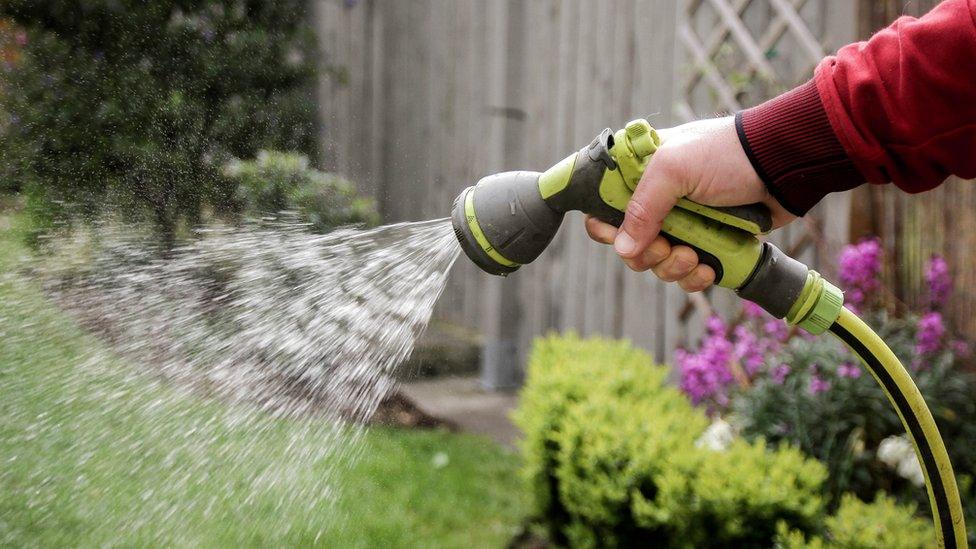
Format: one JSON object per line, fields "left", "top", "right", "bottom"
{"left": 849, "top": 0, "right": 976, "bottom": 345}
{"left": 314, "top": 0, "right": 857, "bottom": 385}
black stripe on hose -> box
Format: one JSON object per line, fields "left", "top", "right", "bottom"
{"left": 830, "top": 321, "right": 956, "bottom": 548}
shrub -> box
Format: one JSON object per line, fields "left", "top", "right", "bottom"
{"left": 224, "top": 151, "right": 378, "bottom": 233}
{"left": 514, "top": 335, "right": 926, "bottom": 547}
{"left": 733, "top": 318, "right": 976, "bottom": 513}
{"left": 675, "top": 243, "right": 976, "bottom": 542}
{"left": 0, "top": 1, "right": 319, "bottom": 240}
{"left": 776, "top": 494, "right": 934, "bottom": 548}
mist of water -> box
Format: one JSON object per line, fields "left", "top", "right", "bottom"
{"left": 8, "top": 216, "right": 461, "bottom": 542}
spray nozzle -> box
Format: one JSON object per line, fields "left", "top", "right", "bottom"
{"left": 449, "top": 119, "right": 814, "bottom": 319}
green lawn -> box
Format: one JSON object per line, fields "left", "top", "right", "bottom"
{"left": 0, "top": 210, "right": 526, "bottom": 547}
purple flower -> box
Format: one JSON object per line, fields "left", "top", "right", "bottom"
{"left": 678, "top": 346, "right": 731, "bottom": 405}
{"left": 951, "top": 339, "right": 971, "bottom": 358}
{"left": 837, "top": 361, "right": 862, "bottom": 379}
{"left": 838, "top": 238, "right": 882, "bottom": 307}
{"left": 15, "top": 30, "right": 27, "bottom": 46}
{"left": 770, "top": 363, "right": 791, "bottom": 384}
{"left": 706, "top": 315, "right": 726, "bottom": 337}
{"left": 733, "top": 325, "right": 764, "bottom": 375}
{"left": 764, "top": 319, "right": 790, "bottom": 343}
{"left": 742, "top": 301, "right": 765, "bottom": 319}
{"left": 915, "top": 311, "right": 945, "bottom": 356}
{"left": 925, "top": 255, "right": 951, "bottom": 308}
{"left": 677, "top": 323, "right": 735, "bottom": 406}
{"left": 808, "top": 375, "right": 832, "bottom": 395}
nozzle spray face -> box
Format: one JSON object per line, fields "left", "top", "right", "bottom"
{"left": 450, "top": 171, "right": 564, "bottom": 276}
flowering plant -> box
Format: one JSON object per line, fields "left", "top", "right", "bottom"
{"left": 677, "top": 240, "right": 968, "bottom": 414}
{"left": 675, "top": 239, "right": 976, "bottom": 538}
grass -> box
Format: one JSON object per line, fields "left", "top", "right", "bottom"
{"left": 0, "top": 209, "right": 526, "bottom": 547}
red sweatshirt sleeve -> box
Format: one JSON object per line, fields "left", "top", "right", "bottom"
{"left": 736, "top": 0, "right": 976, "bottom": 216}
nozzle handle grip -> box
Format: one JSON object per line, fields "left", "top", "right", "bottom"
{"left": 657, "top": 201, "right": 767, "bottom": 290}
{"left": 673, "top": 199, "right": 772, "bottom": 235}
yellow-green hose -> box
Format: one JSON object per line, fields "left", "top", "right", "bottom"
{"left": 830, "top": 307, "right": 967, "bottom": 548}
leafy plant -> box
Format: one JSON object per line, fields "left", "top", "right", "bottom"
{"left": 0, "top": 1, "right": 319, "bottom": 242}
{"left": 514, "top": 334, "right": 927, "bottom": 547}
{"left": 675, "top": 239, "right": 976, "bottom": 542}
{"left": 776, "top": 494, "right": 934, "bottom": 548}
{"left": 225, "top": 150, "right": 378, "bottom": 233}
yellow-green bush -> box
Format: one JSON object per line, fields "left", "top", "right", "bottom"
{"left": 514, "top": 334, "right": 930, "bottom": 547}
{"left": 776, "top": 494, "right": 934, "bottom": 548}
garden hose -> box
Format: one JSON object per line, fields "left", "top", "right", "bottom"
{"left": 450, "top": 119, "right": 967, "bottom": 547}
{"left": 830, "top": 307, "right": 966, "bottom": 548}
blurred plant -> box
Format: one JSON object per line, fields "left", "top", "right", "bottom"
{"left": 224, "top": 150, "right": 377, "bottom": 233}
{"left": 516, "top": 334, "right": 928, "bottom": 547}
{"left": 675, "top": 242, "right": 976, "bottom": 541}
{"left": 925, "top": 254, "right": 951, "bottom": 309}
{"left": 776, "top": 493, "right": 934, "bottom": 548}
{"left": 837, "top": 236, "right": 883, "bottom": 312}
{"left": 0, "top": 1, "right": 319, "bottom": 244}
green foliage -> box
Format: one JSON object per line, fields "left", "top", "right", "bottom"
{"left": 776, "top": 494, "right": 934, "bottom": 549}
{"left": 515, "top": 334, "right": 922, "bottom": 547}
{"left": 225, "top": 150, "right": 378, "bottom": 233}
{"left": 0, "top": 1, "right": 318, "bottom": 239}
{"left": 733, "top": 312, "right": 976, "bottom": 540}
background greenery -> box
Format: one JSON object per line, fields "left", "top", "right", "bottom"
{"left": 514, "top": 334, "right": 933, "bottom": 548}
{"left": 0, "top": 0, "right": 320, "bottom": 242}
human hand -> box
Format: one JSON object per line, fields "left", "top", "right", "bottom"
{"left": 585, "top": 116, "right": 796, "bottom": 292}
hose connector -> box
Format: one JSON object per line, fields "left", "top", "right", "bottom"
{"left": 785, "top": 271, "right": 844, "bottom": 335}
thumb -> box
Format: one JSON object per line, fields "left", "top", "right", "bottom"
{"left": 614, "top": 161, "right": 684, "bottom": 258}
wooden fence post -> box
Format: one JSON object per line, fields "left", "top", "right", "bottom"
{"left": 480, "top": 0, "right": 528, "bottom": 390}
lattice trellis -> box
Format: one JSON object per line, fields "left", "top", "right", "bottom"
{"left": 677, "top": 0, "right": 827, "bottom": 121}
{"left": 674, "top": 0, "right": 840, "bottom": 327}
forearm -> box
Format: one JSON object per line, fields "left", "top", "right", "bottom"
{"left": 737, "top": 0, "right": 976, "bottom": 216}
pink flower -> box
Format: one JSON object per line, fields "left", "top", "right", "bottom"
{"left": 808, "top": 375, "right": 832, "bottom": 395}
{"left": 951, "top": 340, "right": 971, "bottom": 358}
{"left": 915, "top": 312, "right": 945, "bottom": 356}
{"left": 838, "top": 238, "right": 882, "bottom": 307}
{"left": 742, "top": 301, "right": 765, "bottom": 319}
{"left": 764, "top": 319, "right": 790, "bottom": 343}
{"left": 770, "top": 363, "right": 791, "bottom": 384}
{"left": 733, "top": 325, "right": 764, "bottom": 375}
{"left": 837, "top": 362, "right": 862, "bottom": 379}
{"left": 924, "top": 255, "right": 951, "bottom": 308}
{"left": 15, "top": 30, "right": 27, "bottom": 46}
{"left": 706, "top": 315, "right": 726, "bottom": 337}
{"left": 678, "top": 317, "right": 736, "bottom": 406}
{"left": 677, "top": 342, "right": 733, "bottom": 405}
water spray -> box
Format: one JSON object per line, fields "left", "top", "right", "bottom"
{"left": 451, "top": 119, "right": 967, "bottom": 547}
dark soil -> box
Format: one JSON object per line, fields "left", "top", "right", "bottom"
{"left": 368, "top": 390, "right": 458, "bottom": 431}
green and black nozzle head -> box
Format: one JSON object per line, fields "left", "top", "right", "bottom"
{"left": 451, "top": 171, "right": 563, "bottom": 276}
{"left": 450, "top": 121, "right": 651, "bottom": 276}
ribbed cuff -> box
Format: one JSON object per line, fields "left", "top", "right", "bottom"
{"left": 735, "top": 79, "right": 864, "bottom": 216}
